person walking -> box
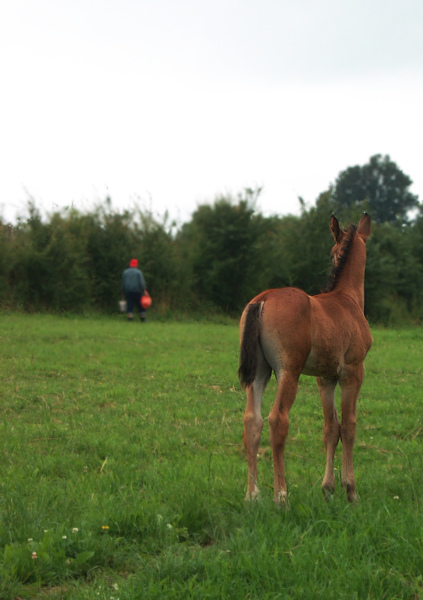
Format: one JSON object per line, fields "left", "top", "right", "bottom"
{"left": 121, "top": 258, "right": 148, "bottom": 322}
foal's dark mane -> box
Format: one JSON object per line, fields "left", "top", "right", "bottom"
{"left": 323, "top": 225, "right": 357, "bottom": 293}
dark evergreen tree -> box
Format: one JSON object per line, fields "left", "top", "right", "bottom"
{"left": 332, "top": 154, "right": 419, "bottom": 224}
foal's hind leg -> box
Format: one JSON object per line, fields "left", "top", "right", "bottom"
{"left": 268, "top": 371, "right": 299, "bottom": 504}
{"left": 243, "top": 356, "right": 271, "bottom": 500}
{"left": 317, "top": 377, "right": 340, "bottom": 497}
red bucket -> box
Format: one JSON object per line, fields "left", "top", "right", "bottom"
{"left": 141, "top": 293, "right": 152, "bottom": 309}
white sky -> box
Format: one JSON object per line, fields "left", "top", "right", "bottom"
{"left": 1, "top": 0, "right": 423, "bottom": 225}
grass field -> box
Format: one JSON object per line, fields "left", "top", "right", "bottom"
{"left": 1, "top": 312, "right": 423, "bottom": 599}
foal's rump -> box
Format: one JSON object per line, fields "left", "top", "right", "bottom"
{"left": 238, "top": 287, "right": 312, "bottom": 386}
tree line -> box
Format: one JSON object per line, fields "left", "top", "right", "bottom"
{"left": 1, "top": 155, "right": 422, "bottom": 325}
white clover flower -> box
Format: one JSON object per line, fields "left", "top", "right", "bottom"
{"left": 72, "top": 528, "right": 79, "bottom": 533}
{"left": 28, "top": 538, "right": 33, "bottom": 543}
{"left": 62, "top": 536, "right": 67, "bottom": 539}
{"left": 32, "top": 552, "right": 38, "bottom": 559}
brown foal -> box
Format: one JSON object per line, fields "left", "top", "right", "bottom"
{"left": 238, "top": 214, "right": 372, "bottom": 503}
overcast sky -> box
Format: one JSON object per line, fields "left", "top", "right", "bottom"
{"left": 1, "top": 0, "right": 423, "bottom": 225}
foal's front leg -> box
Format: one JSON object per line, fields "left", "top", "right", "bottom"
{"left": 340, "top": 363, "right": 364, "bottom": 503}
{"left": 317, "top": 377, "right": 340, "bottom": 497}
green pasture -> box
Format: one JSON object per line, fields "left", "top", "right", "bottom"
{"left": 0, "top": 313, "right": 422, "bottom": 599}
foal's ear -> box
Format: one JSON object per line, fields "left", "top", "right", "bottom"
{"left": 330, "top": 215, "right": 342, "bottom": 242}
{"left": 358, "top": 212, "right": 371, "bottom": 242}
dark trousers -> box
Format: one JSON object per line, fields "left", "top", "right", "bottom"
{"left": 125, "top": 291, "right": 146, "bottom": 317}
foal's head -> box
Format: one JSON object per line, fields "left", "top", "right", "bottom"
{"left": 330, "top": 213, "right": 371, "bottom": 258}
{"left": 325, "top": 213, "right": 371, "bottom": 292}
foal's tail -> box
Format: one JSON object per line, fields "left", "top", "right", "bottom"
{"left": 238, "top": 302, "right": 263, "bottom": 389}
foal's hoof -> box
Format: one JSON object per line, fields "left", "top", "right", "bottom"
{"left": 322, "top": 483, "right": 335, "bottom": 501}
{"left": 245, "top": 486, "right": 260, "bottom": 502}
{"left": 347, "top": 489, "right": 358, "bottom": 504}
{"left": 342, "top": 482, "right": 358, "bottom": 503}
{"left": 273, "top": 490, "right": 288, "bottom": 506}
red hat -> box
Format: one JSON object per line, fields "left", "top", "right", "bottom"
{"left": 129, "top": 258, "right": 138, "bottom": 267}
